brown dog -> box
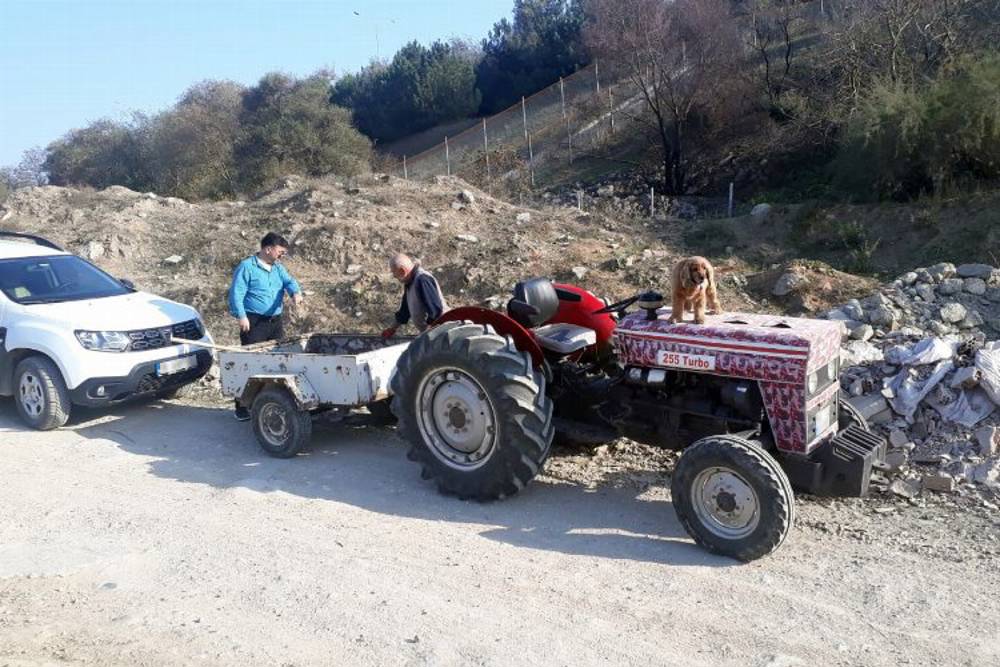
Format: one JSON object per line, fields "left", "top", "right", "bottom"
{"left": 669, "top": 256, "right": 721, "bottom": 324}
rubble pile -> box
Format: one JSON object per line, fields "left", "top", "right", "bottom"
{"left": 824, "top": 262, "right": 1000, "bottom": 498}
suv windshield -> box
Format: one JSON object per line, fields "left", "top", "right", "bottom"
{"left": 0, "top": 254, "right": 130, "bottom": 304}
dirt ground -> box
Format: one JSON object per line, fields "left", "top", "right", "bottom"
{"left": 1, "top": 395, "right": 998, "bottom": 667}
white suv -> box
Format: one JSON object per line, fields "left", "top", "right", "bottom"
{"left": 0, "top": 232, "right": 214, "bottom": 429}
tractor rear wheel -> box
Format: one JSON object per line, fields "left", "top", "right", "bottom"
{"left": 671, "top": 435, "right": 794, "bottom": 561}
{"left": 391, "top": 321, "right": 554, "bottom": 500}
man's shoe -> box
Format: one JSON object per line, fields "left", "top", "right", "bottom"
{"left": 234, "top": 406, "right": 251, "bottom": 422}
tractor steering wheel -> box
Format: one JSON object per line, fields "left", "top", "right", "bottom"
{"left": 593, "top": 294, "right": 640, "bottom": 315}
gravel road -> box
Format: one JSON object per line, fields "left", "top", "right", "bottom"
{"left": 1, "top": 398, "right": 998, "bottom": 666}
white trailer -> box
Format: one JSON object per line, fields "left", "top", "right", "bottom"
{"left": 181, "top": 333, "right": 411, "bottom": 457}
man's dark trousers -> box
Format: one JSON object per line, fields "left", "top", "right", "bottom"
{"left": 240, "top": 313, "right": 284, "bottom": 346}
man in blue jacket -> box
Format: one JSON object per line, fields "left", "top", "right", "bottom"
{"left": 229, "top": 231, "right": 304, "bottom": 420}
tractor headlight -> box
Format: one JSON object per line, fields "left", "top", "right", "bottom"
{"left": 75, "top": 330, "right": 130, "bottom": 352}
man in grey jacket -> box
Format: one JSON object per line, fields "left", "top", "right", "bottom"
{"left": 381, "top": 253, "right": 448, "bottom": 337}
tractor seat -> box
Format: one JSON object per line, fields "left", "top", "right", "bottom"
{"left": 533, "top": 323, "right": 597, "bottom": 355}
{"left": 507, "top": 277, "right": 559, "bottom": 329}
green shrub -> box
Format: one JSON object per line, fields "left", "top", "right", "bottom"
{"left": 833, "top": 53, "right": 1000, "bottom": 200}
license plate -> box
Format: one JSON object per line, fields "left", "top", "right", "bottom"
{"left": 156, "top": 355, "right": 197, "bottom": 376}
{"left": 656, "top": 350, "right": 717, "bottom": 371}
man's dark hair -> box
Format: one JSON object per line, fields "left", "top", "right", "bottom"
{"left": 260, "top": 232, "right": 289, "bottom": 249}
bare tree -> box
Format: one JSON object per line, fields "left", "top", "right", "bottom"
{"left": 586, "top": 0, "right": 744, "bottom": 194}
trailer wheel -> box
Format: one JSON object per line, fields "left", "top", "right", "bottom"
{"left": 391, "top": 321, "right": 554, "bottom": 500}
{"left": 251, "top": 387, "right": 312, "bottom": 458}
{"left": 838, "top": 399, "right": 871, "bottom": 432}
{"left": 671, "top": 435, "right": 794, "bottom": 561}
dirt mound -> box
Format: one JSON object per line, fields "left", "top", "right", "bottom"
{"left": 0, "top": 174, "right": 761, "bottom": 346}
{"left": 745, "top": 260, "right": 878, "bottom": 314}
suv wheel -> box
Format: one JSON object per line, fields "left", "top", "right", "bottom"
{"left": 14, "top": 356, "right": 71, "bottom": 430}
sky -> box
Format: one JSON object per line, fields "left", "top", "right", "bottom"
{"left": 0, "top": 0, "right": 513, "bottom": 166}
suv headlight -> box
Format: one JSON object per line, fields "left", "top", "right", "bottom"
{"left": 75, "top": 330, "right": 131, "bottom": 352}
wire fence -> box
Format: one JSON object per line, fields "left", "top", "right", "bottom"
{"left": 387, "top": 0, "right": 848, "bottom": 200}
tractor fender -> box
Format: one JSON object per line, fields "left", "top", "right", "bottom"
{"left": 435, "top": 307, "right": 545, "bottom": 368}
{"left": 239, "top": 373, "right": 319, "bottom": 410}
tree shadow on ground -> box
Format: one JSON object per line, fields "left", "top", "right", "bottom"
{"left": 0, "top": 399, "right": 735, "bottom": 568}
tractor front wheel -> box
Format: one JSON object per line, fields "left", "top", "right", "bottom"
{"left": 671, "top": 435, "right": 794, "bottom": 561}
{"left": 391, "top": 321, "right": 554, "bottom": 500}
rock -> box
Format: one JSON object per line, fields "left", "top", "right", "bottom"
{"left": 601, "top": 257, "right": 627, "bottom": 272}
{"left": 960, "top": 310, "right": 984, "bottom": 329}
{"left": 867, "top": 305, "right": 896, "bottom": 329}
{"left": 345, "top": 264, "right": 362, "bottom": 275}
{"left": 83, "top": 240, "right": 104, "bottom": 260}
{"left": 850, "top": 324, "right": 874, "bottom": 341}
{"left": 596, "top": 184, "right": 614, "bottom": 197}
{"left": 847, "top": 393, "right": 892, "bottom": 423}
{"left": 450, "top": 202, "right": 465, "bottom": 210}
{"left": 842, "top": 301, "right": 864, "bottom": 321}
{"left": 888, "top": 429, "right": 910, "bottom": 448}
{"left": 956, "top": 263, "right": 994, "bottom": 278}
{"left": 988, "top": 318, "right": 1000, "bottom": 332}
{"left": 986, "top": 287, "right": 1000, "bottom": 302}
{"left": 890, "top": 479, "right": 919, "bottom": 499}
{"left": 515, "top": 212, "right": 532, "bottom": 224}
{"left": 899, "top": 271, "right": 918, "bottom": 286}
{"left": 929, "top": 321, "right": 952, "bottom": 336}
{"left": 921, "top": 474, "right": 956, "bottom": 493}
{"left": 842, "top": 340, "right": 884, "bottom": 366}
{"left": 963, "top": 278, "right": 987, "bottom": 295}
{"left": 884, "top": 449, "right": 908, "bottom": 471}
{"left": 425, "top": 221, "right": 440, "bottom": 229}
{"left": 927, "top": 262, "right": 956, "bottom": 281}
{"left": 915, "top": 283, "right": 935, "bottom": 302}
{"left": 939, "top": 302, "right": 967, "bottom": 324}
{"left": 750, "top": 203, "right": 772, "bottom": 218}
{"left": 457, "top": 190, "right": 475, "bottom": 205}
{"left": 825, "top": 308, "right": 853, "bottom": 321}
{"left": 937, "top": 278, "right": 964, "bottom": 295}
{"left": 163, "top": 196, "right": 187, "bottom": 207}
{"left": 163, "top": 255, "right": 184, "bottom": 265}
{"left": 772, "top": 272, "right": 805, "bottom": 297}
{"left": 571, "top": 266, "right": 588, "bottom": 280}
{"left": 454, "top": 234, "right": 479, "bottom": 243}
{"left": 975, "top": 426, "right": 998, "bottom": 457}
{"left": 950, "top": 366, "right": 980, "bottom": 389}
{"left": 969, "top": 459, "right": 1000, "bottom": 488}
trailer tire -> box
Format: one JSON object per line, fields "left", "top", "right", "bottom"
{"left": 671, "top": 435, "right": 794, "bottom": 562}
{"left": 391, "top": 321, "right": 553, "bottom": 500}
{"left": 251, "top": 387, "right": 312, "bottom": 458}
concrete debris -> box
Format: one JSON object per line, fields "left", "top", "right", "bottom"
{"left": 827, "top": 261, "right": 1000, "bottom": 495}
{"left": 163, "top": 255, "right": 184, "bottom": 265}
{"left": 571, "top": 266, "right": 588, "bottom": 280}
{"left": 921, "top": 474, "right": 956, "bottom": 493}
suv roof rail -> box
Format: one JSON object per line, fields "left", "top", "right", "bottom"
{"left": 0, "top": 231, "right": 64, "bottom": 251}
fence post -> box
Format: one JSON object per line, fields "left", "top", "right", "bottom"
{"left": 483, "top": 118, "right": 490, "bottom": 187}
{"left": 403, "top": 155, "right": 408, "bottom": 181}
{"left": 577, "top": 190, "right": 583, "bottom": 212}
{"left": 728, "top": 182, "right": 734, "bottom": 218}
{"left": 609, "top": 85, "right": 615, "bottom": 135}
{"left": 595, "top": 59, "right": 601, "bottom": 94}
{"left": 527, "top": 131, "right": 535, "bottom": 188}
{"left": 650, "top": 186, "right": 655, "bottom": 217}
{"left": 445, "top": 136, "right": 451, "bottom": 176}
{"left": 521, "top": 96, "right": 529, "bottom": 142}
{"left": 560, "top": 77, "right": 574, "bottom": 164}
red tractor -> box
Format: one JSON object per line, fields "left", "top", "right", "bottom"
{"left": 390, "top": 278, "right": 886, "bottom": 561}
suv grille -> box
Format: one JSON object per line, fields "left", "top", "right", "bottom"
{"left": 127, "top": 319, "right": 202, "bottom": 352}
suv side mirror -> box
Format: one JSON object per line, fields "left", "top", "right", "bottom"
{"left": 120, "top": 278, "right": 136, "bottom": 291}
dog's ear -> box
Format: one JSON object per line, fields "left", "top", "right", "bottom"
{"left": 678, "top": 259, "right": 693, "bottom": 290}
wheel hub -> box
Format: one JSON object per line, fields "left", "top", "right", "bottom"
{"left": 259, "top": 403, "right": 289, "bottom": 445}
{"left": 690, "top": 466, "right": 760, "bottom": 540}
{"left": 19, "top": 373, "right": 44, "bottom": 417}
{"left": 417, "top": 368, "right": 496, "bottom": 469}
